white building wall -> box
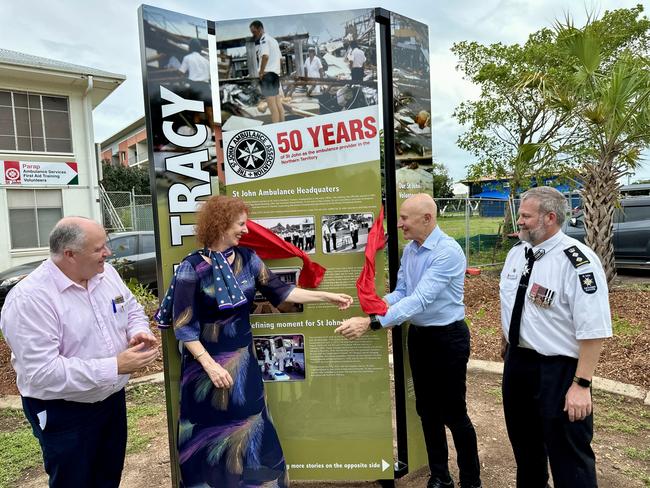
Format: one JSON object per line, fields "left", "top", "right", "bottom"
{"left": 0, "top": 76, "right": 101, "bottom": 271}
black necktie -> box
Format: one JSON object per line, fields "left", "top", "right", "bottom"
{"left": 508, "top": 247, "right": 536, "bottom": 347}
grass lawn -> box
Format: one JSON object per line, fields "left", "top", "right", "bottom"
{"left": 437, "top": 215, "right": 516, "bottom": 266}
{"left": 437, "top": 215, "right": 505, "bottom": 238}
{"left": 0, "top": 409, "right": 40, "bottom": 488}
{"left": 0, "top": 383, "right": 166, "bottom": 488}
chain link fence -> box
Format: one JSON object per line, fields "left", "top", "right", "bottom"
{"left": 436, "top": 198, "right": 515, "bottom": 268}
{"left": 101, "top": 188, "right": 154, "bottom": 233}
{"left": 437, "top": 194, "right": 581, "bottom": 268}
{"left": 98, "top": 190, "right": 579, "bottom": 266}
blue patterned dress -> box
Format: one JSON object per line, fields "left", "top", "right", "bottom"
{"left": 172, "top": 247, "right": 292, "bottom": 487}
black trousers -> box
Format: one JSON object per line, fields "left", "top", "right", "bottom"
{"left": 502, "top": 347, "right": 597, "bottom": 488}
{"left": 22, "top": 389, "right": 127, "bottom": 488}
{"left": 351, "top": 67, "right": 364, "bottom": 84}
{"left": 408, "top": 320, "right": 481, "bottom": 486}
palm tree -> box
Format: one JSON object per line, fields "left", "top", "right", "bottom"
{"left": 552, "top": 21, "right": 650, "bottom": 283}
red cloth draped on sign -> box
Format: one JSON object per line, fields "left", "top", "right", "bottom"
{"left": 239, "top": 220, "right": 326, "bottom": 288}
{"left": 356, "top": 207, "right": 389, "bottom": 315}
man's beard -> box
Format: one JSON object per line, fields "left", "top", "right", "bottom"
{"left": 519, "top": 220, "right": 545, "bottom": 244}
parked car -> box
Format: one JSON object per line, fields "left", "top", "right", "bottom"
{"left": 0, "top": 231, "right": 157, "bottom": 313}
{"left": 106, "top": 231, "right": 157, "bottom": 290}
{"left": 562, "top": 197, "right": 650, "bottom": 269}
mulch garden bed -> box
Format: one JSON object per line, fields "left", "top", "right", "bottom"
{"left": 1, "top": 274, "right": 648, "bottom": 395}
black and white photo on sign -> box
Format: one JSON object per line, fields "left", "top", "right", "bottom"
{"left": 141, "top": 7, "right": 219, "bottom": 181}
{"left": 252, "top": 216, "right": 316, "bottom": 254}
{"left": 391, "top": 13, "right": 432, "bottom": 161}
{"left": 250, "top": 267, "right": 303, "bottom": 315}
{"left": 216, "top": 9, "right": 378, "bottom": 131}
{"left": 254, "top": 334, "right": 305, "bottom": 382}
{"left": 321, "top": 213, "right": 373, "bottom": 254}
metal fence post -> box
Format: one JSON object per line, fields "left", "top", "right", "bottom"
{"left": 131, "top": 187, "right": 137, "bottom": 231}
{"left": 465, "top": 197, "right": 470, "bottom": 267}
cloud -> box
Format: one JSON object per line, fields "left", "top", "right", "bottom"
{"left": 2, "top": 0, "right": 647, "bottom": 180}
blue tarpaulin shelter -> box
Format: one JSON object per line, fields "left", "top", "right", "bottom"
{"left": 473, "top": 190, "right": 509, "bottom": 200}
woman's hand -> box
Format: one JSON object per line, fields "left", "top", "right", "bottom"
{"left": 284, "top": 288, "right": 353, "bottom": 309}
{"left": 325, "top": 293, "right": 354, "bottom": 310}
{"left": 202, "top": 358, "right": 233, "bottom": 389}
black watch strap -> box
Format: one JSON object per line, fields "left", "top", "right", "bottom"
{"left": 369, "top": 314, "right": 382, "bottom": 331}
{"left": 573, "top": 376, "right": 592, "bottom": 388}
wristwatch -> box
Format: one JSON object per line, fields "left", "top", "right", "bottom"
{"left": 573, "top": 376, "right": 592, "bottom": 388}
{"left": 369, "top": 314, "right": 382, "bottom": 331}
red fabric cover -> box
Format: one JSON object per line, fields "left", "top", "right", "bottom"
{"left": 239, "top": 220, "right": 326, "bottom": 288}
{"left": 356, "top": 207, "right": 389, "bottom": 315}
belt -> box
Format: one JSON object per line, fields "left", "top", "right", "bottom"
{"left": 510, "top": 346, "right": 577, "bottom": 363}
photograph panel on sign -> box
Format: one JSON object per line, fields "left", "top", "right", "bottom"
{"left": 251, "top": 215, "right": 316, "bottom": 254}
{"left": 391, "top": 13, "right": 432, "bottom": 162}
{"left": 141, "top": 6, "right": 222, "bottom": 186}
{"left": 216, "top": 9, "right": 378, "bottom": 131}
{"left": 253, "top": 334, "right": 305, "bottom": 382}
{"left": 321, "top": 212, "right": 373, "bottom": 254}
{"left": 251, "top": 267, "right": 303, "bottom": 315}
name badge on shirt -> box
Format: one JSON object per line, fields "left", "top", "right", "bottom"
{"left": 528, "top": 282, "right": 555, "bottom": 308}
{"left": 114, "top": 295, "right": 125, "bottom": 304}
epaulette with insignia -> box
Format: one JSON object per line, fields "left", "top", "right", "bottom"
{"left": 563, "top": 246, "right": 590, "bottom": 268}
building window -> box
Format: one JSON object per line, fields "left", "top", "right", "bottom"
{"left": 0, "top": 90, "right": 72, "bottom": 153}
{"left": 8, "top": 189, "right": 63, "bottom": 249}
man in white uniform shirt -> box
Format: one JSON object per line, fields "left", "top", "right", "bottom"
{"left": 179, "top": 38, "right": 210, "bottom": 82}
{"left": 250, "top": 20, "right": 285, "bottom": 123}
{"left": 500, "top": 186, "right": 612, "bottom": 488}
{"left": 347, "top": 40, "right": 366, "bottom": 84}
{"left": 303, "top": 46, "right": 324, "bottom": 96}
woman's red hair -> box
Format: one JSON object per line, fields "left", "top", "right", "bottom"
{"left": 195, "top": 195, "right": 250, "bottom": 246}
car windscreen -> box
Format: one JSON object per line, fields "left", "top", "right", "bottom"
{"left": 109, "top": 235, "right": 138, "bottom": 258}
{"left": 140, "top": 233, "right": 155, "bottom": 253}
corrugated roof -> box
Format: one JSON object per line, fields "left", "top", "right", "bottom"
{"left": 0, "top": 48, "right": 125, "bottom": 80}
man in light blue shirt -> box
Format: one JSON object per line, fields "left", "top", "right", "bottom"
{"left": 336, "top": 193, "right": 481, "bottom": 488}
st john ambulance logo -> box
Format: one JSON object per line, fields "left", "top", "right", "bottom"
{"left": 226, "top": 130, "right": 275, "bottom": 179}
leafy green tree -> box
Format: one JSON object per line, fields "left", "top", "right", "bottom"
{"left": 453, "top": 5, "right": 650, "bottom": 281}
{"left": 452, "top": 30, "right": 576, "bottom": 195}
{"left": 546, "top": 8, "right": 650, "bottom": 282}
{"left": 452, "top": 27, "right": 580, "bottom": 234}
{"left": 431, "top": 161, "right": 455, "bottom": 199}
{"left": 101, "top": 162, "right": 151, "bottom": 194}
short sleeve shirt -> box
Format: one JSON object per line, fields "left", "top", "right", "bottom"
{"left": 256, "top": 34, "right": 282, "bottom": 75}
{"left": 500, "top": 231, "right": 612, "bottom": 358}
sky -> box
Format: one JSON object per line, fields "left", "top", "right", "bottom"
{"left": 1, "top": 0, "right": 647, "bottom": 182}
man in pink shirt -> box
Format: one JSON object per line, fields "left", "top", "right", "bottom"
{"left": 0, "top": 216, "right": 158, "bottom": 488}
